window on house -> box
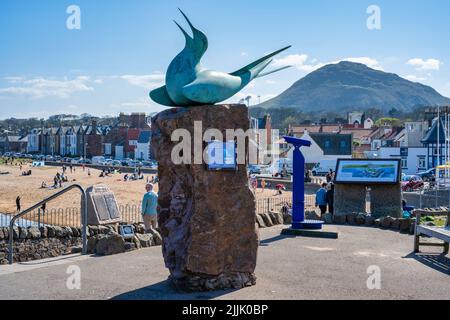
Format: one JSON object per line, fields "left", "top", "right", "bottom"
{"left": 432, "top": 147, "right": 442, "bottom": 156}
{"left": 401, "top": 158, "right": 407, "bottom": 169}
{"left": 324, "top": 141, "right": 331, "bottom": 149}
{"left": 104, "top": 143, "right": 112, "bottom": 155}
{"left": 418, "top": 157, "right": 426, "bottom": 169}
{"left": 340, "top": 141, "right": 346, "bottom": 149}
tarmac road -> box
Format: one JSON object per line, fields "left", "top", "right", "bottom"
{"left": 0, "top": 225, "right": 448, "bottom": 300}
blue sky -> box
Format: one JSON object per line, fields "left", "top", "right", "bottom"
{"left": 1, "top": 0, "right": 450, "bottom": 119}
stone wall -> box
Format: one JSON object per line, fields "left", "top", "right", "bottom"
{"left": 0, "top": 226, "right": 83, "bottom": 264}
{"left": 0, "top": 223, "right": 162, "bottom": 265}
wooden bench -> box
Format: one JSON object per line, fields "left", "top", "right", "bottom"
{"left": 414, "top": 209, "right": 450, "bottom": 254}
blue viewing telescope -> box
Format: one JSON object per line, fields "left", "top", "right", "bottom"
{"left": 283, "top": 136, "right": 323, "bottom": 230}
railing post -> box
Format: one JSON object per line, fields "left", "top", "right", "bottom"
{"left": 81, "top": 190, "right": 87, "bottom": 255}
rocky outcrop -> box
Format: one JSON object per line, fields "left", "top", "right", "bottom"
{"left": 95, "top": 234, "right": 126, "bottom": 256}
{"left": 152, "top": 105, "right": 258, "bottom": 292}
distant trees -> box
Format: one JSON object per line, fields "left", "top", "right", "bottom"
{"left": 375, "top": 117, "right": 403, "bottom": 127}
{"left": 250, "top": 107, "right": 307, "bottom": 131}
{"left": 0, "top": 114, "right": 118, "bottom": 135}
{"left": 365, "top": 107, "right": 384, "bottom": 121}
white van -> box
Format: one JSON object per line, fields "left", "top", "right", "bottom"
{"left": 91, "top": 156, "right": 106, "bottom": 165}
{"left": 312, "top": 159, "right": 337, "bottom": 176}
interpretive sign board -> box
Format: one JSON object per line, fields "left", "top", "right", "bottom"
{"left": 335, "top": 159, "right": 401, "bottom": 185}
{"left": 86, "top": 185, "right": 122, "bottom": 225}
{"left": 205, "top": 140, "right": 237, "bottom": 171}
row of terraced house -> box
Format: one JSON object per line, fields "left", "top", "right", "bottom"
{"left": 23, "top": 113, "right": 153, "bottom": 160}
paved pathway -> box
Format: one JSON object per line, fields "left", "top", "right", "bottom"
{"left": 0, "top": 225, "right": 449, "bottom": 300}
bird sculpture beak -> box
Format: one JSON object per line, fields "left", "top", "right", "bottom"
{"left": 178, "top": 8, "right": 197, "bottom": 33}
{"left": 173, "top": 20, "right": 193, "bottom": 41}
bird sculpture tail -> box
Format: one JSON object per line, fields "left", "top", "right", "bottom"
{"left": 230, "top": 45, "right": 292, "bottom": 81}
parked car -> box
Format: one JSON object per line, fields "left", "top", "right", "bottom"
{"left": 248, "top": 165, "right": 261, "bottom": 175}
{"left": 401, "top": 175, "right": 424, "bottom": 192}
{"left": 91, "top": 156, "right": 106, "bottom": 165}
{"left": 127, "top": 160, "right": 143, "bottom": 167}
{"left": 78, "top": 158, "right": 91, "bottom": 164}
{"left": 417, "top": 168, "right": 436, "bottom": 182}
{"left": 71, "top": 157, "right": 83, "bottom": 164}
{"left": 312, "top": 159, "right": 337, "bottom": 176}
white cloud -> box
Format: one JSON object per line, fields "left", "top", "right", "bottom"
{"left": 241, "top": 52, "right": 248, "bottom": 57}
{"left": 4, "top": 76, "right": 25, "bottom": 83}
{"left": 403, "top": 74, "right": 427, "bottom": 82}
{"left": 337, "top": 57, "right": 383, "bottom": 71}
{"left": 110, "top": 97, "right": 167, "bottom": 113}
{"left": 119, "top": 74, "right": 165, "bottom": 89}
{"left": 273, "top": 54, "right": 324, "bottom": 73}
{"left": 407, "top": 58, "right": 441, "bottom": 71}
{"left": 273, "top": 54, "right": 383, "bottom": 74}
{"left": 0, "top": 76, "right": 94, "bottom": 99}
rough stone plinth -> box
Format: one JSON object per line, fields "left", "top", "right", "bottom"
{"left": 371, "top": 184, "right": 402, "bottom": 218}
{"left": 151, "top": 105, "right": 259, "bottom": 292}
{"left": 334, "top": 184, "right": 367, "bottom": 216}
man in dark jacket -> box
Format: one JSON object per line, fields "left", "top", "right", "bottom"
{"left": 326, "top": 183, "right": 335, "bottom": 215}
{"left": 16, "top": 196, "right": 21, "bottom": 212}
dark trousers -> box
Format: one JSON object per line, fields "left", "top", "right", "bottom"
{"left": 319, "top": 205, "right": 327, "bottom": 216}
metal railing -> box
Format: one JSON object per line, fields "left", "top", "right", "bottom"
{"left": 119, "top": 203, "right": 144, "bottom": 224}
{"left": 8, "top": 184, "right": 87, "bottom": 264}
{"left": 255, "top": 195, "right": 315, "bottom": 214}
{"left": 1, "top": 207, "right": 82, "bottom": 228}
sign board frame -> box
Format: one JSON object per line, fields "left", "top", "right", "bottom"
{"left": 204, "top": 140, "right": 238, "bottom": 172}
{"left": 334, "top": 158, "right": 401, "bottom": 185}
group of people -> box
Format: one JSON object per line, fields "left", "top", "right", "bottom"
{"left": 249, "top": 176, "right": 286, "bottom": 195}
{"left": 314, "top": 169, "right": 336, "bottom": 216}
{"left": 3, "top": 157, "right": 23, "bottom": 166}
{"left": 123, "top": 173, "right": 145, "bottom": 181}
{"left": 52, "top": 171, "right": 68, "bottom": 188}
{"left": 21, "top": 169, "right": 32, "bottom": 176}
{"left": 315, "top": 182, "right": 335, "bottom": 216}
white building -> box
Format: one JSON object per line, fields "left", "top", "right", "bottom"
{"left": 58, "top": 127, "right": 77, "bottom": 156}
{"left": 364, "top": 118, "right": 374, "bottom": 129}
{"left": 27, "top": 128, "right": 41, "bottom": 153}
{"left": 348, "top": 112, "right": 364, "bottom": 126}
{"left": 136, "top": 131, "right": 152, "bottom": 160}
{"left": 369, "top": 147, "right": 427, "bottom": 175}
{"left": 404, "top": 121, "right": 429, "bottom": 147}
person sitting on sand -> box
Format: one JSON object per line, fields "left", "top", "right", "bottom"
{"left": 276, "top": 184, "right": 286, "bottom": 195}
